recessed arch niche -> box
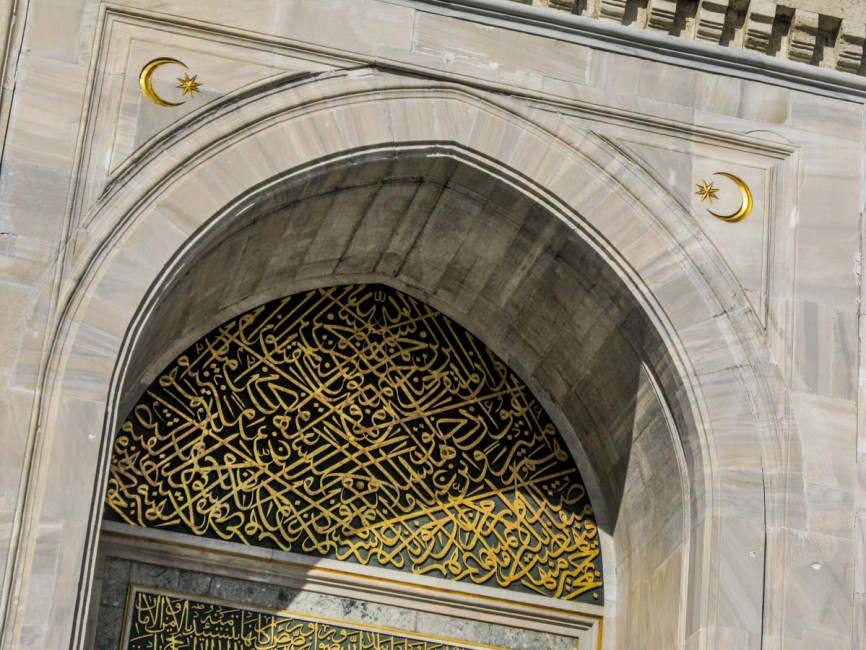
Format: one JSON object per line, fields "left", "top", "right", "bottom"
{"left": 90, "top": 151, "right": 692, "bottom": 649}
{"left": 105, "top": 282, "right": 605, "bottom": 602}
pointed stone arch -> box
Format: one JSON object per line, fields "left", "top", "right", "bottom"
{"left": 8, "top": 68, "right": 780, "bottom": 649}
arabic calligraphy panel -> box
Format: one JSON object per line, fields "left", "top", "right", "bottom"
{"left": 105, "top": 284, "right": 603, "bottom": 602}
{"left": 123, "top": 587, "right": 500, "bottom": 649}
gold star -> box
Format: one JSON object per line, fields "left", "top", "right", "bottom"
{"left": 176, "top": 73, "right": 202, "bottom": 98}
{"left": 695, "top": 179, "right": 720, "bottom": 204}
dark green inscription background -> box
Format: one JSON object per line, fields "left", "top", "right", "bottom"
{"left": 126, "top": 588, "right": 485, "bottom": 649}
{"left": 106, "top": 285, "right": 603, "bottom": 602}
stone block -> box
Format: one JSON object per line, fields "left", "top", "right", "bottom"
{"left": 788, "top": 9, "right": 820, "bottom": 63}
{"left": 744, "top": 0, "right": 778, "bottom": 53}
{"left": 647, "top": 0, "right": 678, "bottom": 32}
{"left": 599, "top": 0, "right": 627, "bottom": 23}
{"left": 696, "top": 0, "right": 730, "bottom": 44}
{"left": 834, "top": 19, "right": 866, "bottom": 72}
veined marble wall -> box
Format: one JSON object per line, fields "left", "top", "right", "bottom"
{"left": 90, "top": 555, "right": 579, "bottom": 650}
{"left": 0, "top": 1, "right": 863, "bottom": 649}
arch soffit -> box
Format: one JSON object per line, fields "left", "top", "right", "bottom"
{"left": 76, "top": 69, "right": 773, "bottom": 444}
{"left": 48, "top": 67, "right": 774, "bottom": 591}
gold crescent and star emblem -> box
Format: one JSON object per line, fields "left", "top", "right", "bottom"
{"left": 695, "top": 172, "right": 753, "bottom": 223}
{"left": 139, "top": 57, "right": 203, "bottom": 107}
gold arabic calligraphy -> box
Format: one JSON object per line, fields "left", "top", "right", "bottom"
{"left": 127, "top": 588, "right": 494, "bottom": 649}
{"left": 105, "top": 285, "right": 603, "bottom": 601}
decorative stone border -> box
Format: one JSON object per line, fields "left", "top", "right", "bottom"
{"left": 512, "top": 0, "right": 865, "bottom": 74}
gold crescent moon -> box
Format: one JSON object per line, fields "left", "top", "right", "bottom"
{"left": 139, "top": 57, "right": 188, "bottom": 107}
{"left": 707, "top": 172, "right": 753, "bottom": 223}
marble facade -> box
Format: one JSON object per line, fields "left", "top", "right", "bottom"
{"left": 0, "top": 0, "right": 864, "bottom": 648}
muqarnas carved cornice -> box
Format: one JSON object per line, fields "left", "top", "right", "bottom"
{"left": 517, "top": 0, "right": 865, "bottom": 74}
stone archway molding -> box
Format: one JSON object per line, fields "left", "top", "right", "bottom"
{"left": 4, "top": 67, "right": 780, "bottom": 649}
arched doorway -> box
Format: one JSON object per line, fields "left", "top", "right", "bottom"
{"left": 91, "top": 282, "right": 607, "bottom": 648}
{"left": 10, "top": 69, "right": 776, "bottom": 649}
{"left": 83, "top": 149, "right": 709, "bottom": 649}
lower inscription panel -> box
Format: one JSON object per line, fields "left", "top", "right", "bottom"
{"left": 123, "top": 587, "right": 502, "bottom": 650}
